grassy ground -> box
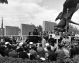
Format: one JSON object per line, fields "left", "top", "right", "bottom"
{"left": 0, "top": 56, "right": 74, "bottom": 63}
{"left": 0, "top": 55, "right": 79, "bottom": 63}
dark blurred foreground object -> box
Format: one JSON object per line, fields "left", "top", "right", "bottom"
{"left": 55, "top": 0, "right": 79, "bottom": 32}
{"left": 0, "top": 0, "right": 8, "bottom": 4}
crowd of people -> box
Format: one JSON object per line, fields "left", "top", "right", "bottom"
{"left": 0, "top": 29, "right": 79, "bottom": 63}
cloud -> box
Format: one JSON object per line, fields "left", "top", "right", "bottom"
{"left": 39, "top": 0, "right": 65, "bottom": 10}
{"left": 71, "top": 11, "right": 79, "bottom": 28}
{"left": 0, "top": 0, "right": 59, "bottom": 27}
{"left": 8, "top": 0, "right": 42, "bottom": 4}
{"left": 72, "top": 11, "right": 79, "bottom": 23}
{"left": 0, "top": 0, "right": 79, "bottom": 29}
{"left": 33, "top": 9, "right": 58, "bottom": 25}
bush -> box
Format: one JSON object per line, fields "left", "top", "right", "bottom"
{"left": 72, "top": 55, "right": 79, "bottom": 63}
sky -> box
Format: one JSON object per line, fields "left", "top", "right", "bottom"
{"left": 0, "top": 0, "right": 79, "bottom": 28}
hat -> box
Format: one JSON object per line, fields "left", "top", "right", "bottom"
{"left": 45, "top": 43, "right": 49, "bottom": 46}
{"left": 29, "top": 42, "right": 33, "bottom": 44}
{"left": 40, "top": 57, "right": 46, "bottom": 61}
{"left": 5, "top": 42, "right": 9, "bottom": 45}
{"left": 19, "top": 42, "right": 23, "bottom": 46}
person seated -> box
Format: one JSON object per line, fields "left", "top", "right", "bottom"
{"left": 48, "top": 35, "right": 56, "bottom": 46}
{"left": 29, "top": 49, "right": 37, "bottom": 60}
{"left": 8, "top": 50, "right": 18, "bottom": 58}
{"left": 25, "top": 32, "right": 34, "bottom": 44}
{"left": 56, "top": 44, "right": 69, "bottom": 63}
{"left": 37, "top": 44, "right": 45, "bottom": 58}
{"left": 32, "top": 29, "right": 39, "bottom": 43}
{"left": 43, "top": 43, "right": 57, "bottom": 61}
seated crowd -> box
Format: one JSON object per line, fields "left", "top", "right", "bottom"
{"left": 0, "top": 29, "right": 79, "bottom": 63}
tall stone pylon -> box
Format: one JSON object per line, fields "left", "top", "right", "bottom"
{"left": 1, "top": 17, "right": 3, "bottom": 29}
{"left": 1, "top": 17, "right": 4, "bottom": 37}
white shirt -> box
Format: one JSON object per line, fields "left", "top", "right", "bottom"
{"left": 63, "top": 48, "right": 69, "bottom": 57}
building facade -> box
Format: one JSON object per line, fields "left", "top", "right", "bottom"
{"left": 5, "top": 26, "right": 20, "bottom": 36}
{"left": 21, "top": 24, "right": 36, "bottom": 35}
{"left": 20, "top": 24, "right": 36, "bottom": 40}
{"left": 43, "top": 21, "right": 57, "bottom": 32}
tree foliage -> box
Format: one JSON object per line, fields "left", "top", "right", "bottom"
{"left": 0, "top": 0, "right": 8, "bottom": 4}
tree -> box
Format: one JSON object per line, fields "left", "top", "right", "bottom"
{"left": 0, "top": 0, "right": 8, "bottom": 4}
{"left": 69, "top": 25, "right": 79, "bottom": 34}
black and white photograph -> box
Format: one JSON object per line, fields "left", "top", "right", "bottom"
{"left": 0, "top": 0, "right": 79, "bottom": 63}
